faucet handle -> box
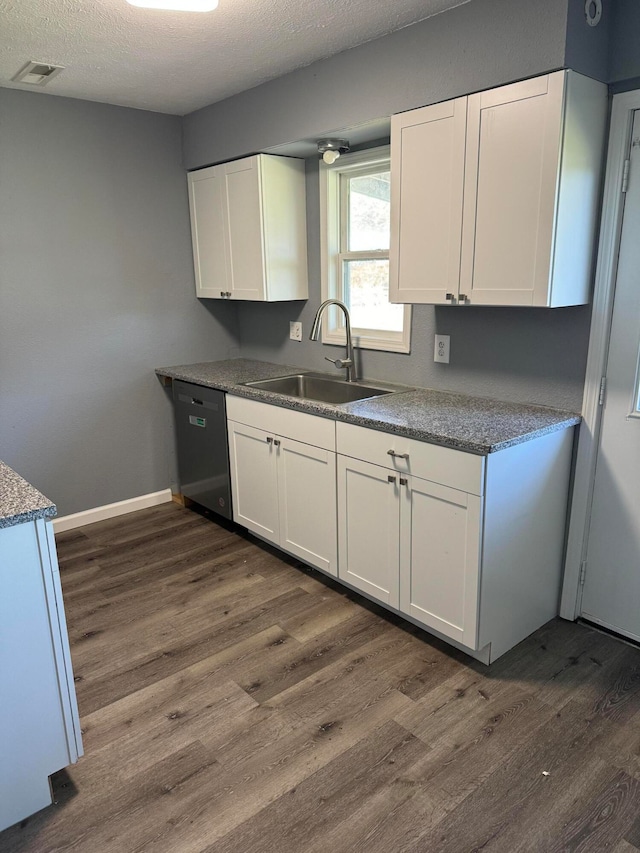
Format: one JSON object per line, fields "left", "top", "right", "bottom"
{"left": 325, "top": 357, "right": 353, "bottom": 369}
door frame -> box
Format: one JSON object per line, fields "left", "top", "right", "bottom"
{"left": 560, "top": 89, "right": 640, "bottom": 620}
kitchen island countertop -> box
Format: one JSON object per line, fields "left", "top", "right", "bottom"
{"left": 0, "top": 461, "right": 57, "bottom": 529}
{"left": 156, "top": 358, "right": 581, "bottom": 455}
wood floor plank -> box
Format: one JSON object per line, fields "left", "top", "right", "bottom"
{"left": 412, "top": 700, "right": 622, "bottom": 852}
{"left": 3, "top": 502, "right": 640, "bottom": 853}
{"left": 204, "top": 720, "right": 431, "bottom": 853}
{"left": 75, "top": 586, "right": 315, "bottom": 714}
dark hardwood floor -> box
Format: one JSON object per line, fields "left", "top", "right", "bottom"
{"left": 3, "top": 501, "right": 640, "bottom": 852}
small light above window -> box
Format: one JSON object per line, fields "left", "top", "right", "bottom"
{"left": 317, "top": 139, "right": 350, "bottom": 165}
{"left": 126, "top": 0, "right": 218, "bottom": 10}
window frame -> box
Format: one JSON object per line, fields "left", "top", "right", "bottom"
{"left": 319, "top": 146, "right": 411, "bottom": 354}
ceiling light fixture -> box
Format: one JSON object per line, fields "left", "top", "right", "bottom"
{"left": 317, "top": 139, "right": 350, "bottom": 165}
{"left": 126, "top": 0, "right": 218, "bottom": 10}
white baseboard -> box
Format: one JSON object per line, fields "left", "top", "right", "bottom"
{"left": 53, "top": 489, "right": 173, "bottom": 533}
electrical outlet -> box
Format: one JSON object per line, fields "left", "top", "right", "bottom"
{"left": 289, "top": 321, "right": 303, "bottom": 342}
{"left": 434, "top": 334, "right": 450, "bottom": 364}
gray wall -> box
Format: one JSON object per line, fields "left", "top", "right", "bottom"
{"left": 0, "top": 89, "right": 239, "bottom": 516}
{"left": 237, "top": 160, "right": 591, "bottom": 409}
{"left": 564, "top": 0, "right": 611, "bottom": 82}
{"left": 609, "top": 0, "right": 640, "bottom": 84}
{"left": 183, "top": 0, "right": 595, "bottom": 410}
{"left": 183, "top": 0, "right": 571, "bottom": 170}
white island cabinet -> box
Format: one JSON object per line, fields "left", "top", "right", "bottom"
{"left": 0, "top": 468, "right": 82, "bottom": 832}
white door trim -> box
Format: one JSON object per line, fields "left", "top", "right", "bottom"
{"left": 560, "top": 89, "right": 640, "bottom": 619}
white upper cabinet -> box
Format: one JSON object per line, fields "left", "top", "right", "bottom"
{"left": 390, "top": 71, "right": 607, "bottom": 307}
{"left": 188, "top": 154, "right": 309, "bottom": 301}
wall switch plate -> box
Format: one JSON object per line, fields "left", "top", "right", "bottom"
{"left": 289, "top": 321, "right": 303, "bottom": 342}
{"left": 434, "top": 334, "right": 450, "bottom": 364}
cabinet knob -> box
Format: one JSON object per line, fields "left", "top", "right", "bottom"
{"left": 387, "top": 475, "right": 397, "bottom": 484}
{"left": 226, "top": 291, "right": 232, "bottom": 298}
{"left": 399, "top": 477, "right": 408, "bottom": 486}
{"left": 266, "top": 436, "right": 273, "bottom": 444}
{"left": 220, "top": 291, "right": 226, "bottom": 298}
{"left": 387, "top": 450, "right": 409, "bottom": 459}
{"left": 445, "top": 293, "right": 455, "bottom": 301}
{"left": 273, "top": 439, "right": 281, "bottom": 447}
{"left": 458, "top": 293, "right": 468, "bottom": 303}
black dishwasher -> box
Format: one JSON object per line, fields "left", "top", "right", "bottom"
{"left": 172, "top": 380, "right": 232, "bottom": 519}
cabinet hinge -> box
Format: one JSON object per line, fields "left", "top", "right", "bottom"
{"left": 622, "top": 159, "right": 631, "bottom": 193}
{"left": 579, "top": 560, "right": 587, "bottom": 586}
{"left": 598, "top": 376, "right": 607, "bottom": 406}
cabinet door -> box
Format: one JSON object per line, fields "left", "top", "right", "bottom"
{"left": 460, "top": 72, "right": 565, "bottom": 306}
{"left": 188, "top": 165, "right": 230, "bottom": 299}
{"left": 337, "top": 455, "right": 400, "bottom": 607}
{"left": 228, "top": 421, "right": 278, "bottom": 542}
{"left": 277, "top": 437, "right": 337, "bottom": 576}
{"left": 399, "top": 476, "right": 481, "bottom": 648}
{"left": 389, "top": 97, "right": 467, "bottom": 305}
{"left": 225, "top": 157, "right": 266, "bottom": 301}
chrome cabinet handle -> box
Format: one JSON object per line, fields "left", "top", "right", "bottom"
{"left": 273, "top": 439, "right": 281, "bottom": 447}
{"left": 445, "top": 293, "right": 455, "bottom": 301}
{"left": 399, "top": 477, "right": 408, "bottom": 486}
{"left": 387, "top": 475, "right": 396, "bottom": 484}
{"left": 387, "top": 450, "right": 409, "bottom": 459}
{"left": 220, "top": 291, "right": 226, "bottom": 297}
{"left": 458, "top": 293, "right": 468, "bottom": 302}
{"left": 266, "top": 436, "right": 273, "bottom": 444}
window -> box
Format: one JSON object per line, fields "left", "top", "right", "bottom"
{"left": 320, "top": 146, "right": 411, "bottom": 353}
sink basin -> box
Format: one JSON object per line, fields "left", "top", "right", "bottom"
{"left": 244, "top": 373, "right": 394, "bottom": 404}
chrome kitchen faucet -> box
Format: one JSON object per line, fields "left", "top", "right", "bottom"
{"left": 309, "top": 299, "right": 358, "bottom": 382}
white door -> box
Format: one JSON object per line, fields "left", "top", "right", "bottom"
{"left": 228, "top": 421, "right": 279, "bottom": 542}
{"left": 399, "top": 475, "right": 481, "bottom": 648}
{"left": 581, "top": 111, "right": 640, "bottom": 641}
{"left": 277, "top": 437, "right": 337, "bottom": 576}
{"left": 337, "top": 455, "right": 400, "bottom": 607}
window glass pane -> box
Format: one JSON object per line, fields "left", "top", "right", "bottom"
{"left": 343, "top": 259, "right": 403, "bottom": 332}
{"left": 348, "top": 172, "right": 390, "bottom": 251}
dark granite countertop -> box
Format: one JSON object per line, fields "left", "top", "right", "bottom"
{"left": 0, "top": 461, "right": 57, "bottom": 529}
{"left": 156, "top": 359, "right": 580, "bottom": 455}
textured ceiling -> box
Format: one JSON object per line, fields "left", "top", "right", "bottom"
{"left": 0, "top": 0, "right": 470, "bottom": 115}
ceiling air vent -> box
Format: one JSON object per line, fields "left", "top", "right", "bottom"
{"left": 12, "top": 61, "right": 65, "bottom": 86}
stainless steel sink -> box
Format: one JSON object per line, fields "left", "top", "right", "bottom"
{"left": 243, "top": 373, "right": 395, "bottom": 404}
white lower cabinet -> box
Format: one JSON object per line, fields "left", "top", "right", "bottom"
{"left": 227, "top": 396, "right": 337, "bottom": 576}
{"left": 226, "top": 396, "right": 576, "bottom": 664}
{"left": 336, "top": 420, "right": 575, "bottom": 663}
{"left": 337, "top": 438, "right": 481, "bottom": 648}
{"left": 1, "top": 518, "right": 83, "bottom": 832}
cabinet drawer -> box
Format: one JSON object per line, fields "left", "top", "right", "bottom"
{"left": 336, "top": 422, "right": 484, "bottom": 495}
{"left": 226, "top": 395, "right": 336, "bottom": 451}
